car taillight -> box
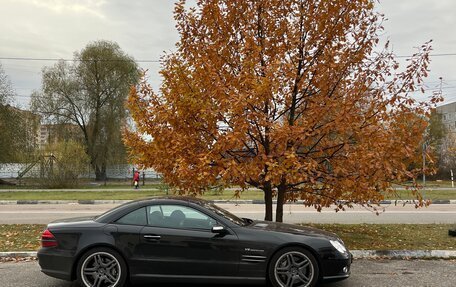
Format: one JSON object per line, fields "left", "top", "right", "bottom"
{"left": 41, "top": 229, "right": 58, "bottom": 248}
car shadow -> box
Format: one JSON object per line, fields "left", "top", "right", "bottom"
{"left": 134, "top": 281, "right": 345, "bottom": 287}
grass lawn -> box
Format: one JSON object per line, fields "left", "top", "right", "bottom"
{"left": 308, "top": 224, "right": 455, "bottom": 250}
{"left": 0, "top": 224, "right": 45, "bottom": 252}
{"left": 385, "top": 189, "right": 456, "bottom": 201}
{"left": 0, "top": 188, "right": 455, "bottom": 201}
{"left": 1, "top": 224, "right": 454, "bottom": 252}
{"left": 0, "top": 189, "right": 265, "bottom": 201}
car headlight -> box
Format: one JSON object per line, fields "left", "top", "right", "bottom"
{"left": 330, "top": 240, "right": 347, "bottom": 254}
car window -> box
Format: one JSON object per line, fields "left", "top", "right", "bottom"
{"left": 147, "top": 205, "right": 217, "bottom": 230}
{"left": 116, "top": 207, "right": 147, "bottom": 226}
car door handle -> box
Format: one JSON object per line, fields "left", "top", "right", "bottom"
{"left": 143, "top": 235, "right": 161, "bottom": 240}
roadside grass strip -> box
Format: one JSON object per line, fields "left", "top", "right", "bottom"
{"left": 0, "top": 188, "right": 456, "bottom": 201}
{"left": 307, "top": 224, "right": 455, "bottom": 250}
{"left": 0, "top": 190, "right": 266, "bottom": 201}
{"left": 0, "top": 224, "right": 45, "bottom": 252}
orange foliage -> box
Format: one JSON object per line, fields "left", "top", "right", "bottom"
{"left": 125, "top": 0, "right": 442, "bottom": 221}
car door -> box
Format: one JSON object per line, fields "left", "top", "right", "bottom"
{"left": 109, "top": 206, "right": 147, "bottom": 275}
{"left": 136, "top": 204, "right": 240, "bottom": 278}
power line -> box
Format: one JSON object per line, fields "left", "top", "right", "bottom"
{"left": 1, "top": 52, "right": 456, "bottom": 63}
{"left": 0, "top": 57, "right": 160, "bottom": 63}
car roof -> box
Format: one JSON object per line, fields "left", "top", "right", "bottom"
{"left": 95, "top": 196, "right": 212, "bottom": 223}
{"left": 131, "top": 196, "right": 211, "bottom": 206}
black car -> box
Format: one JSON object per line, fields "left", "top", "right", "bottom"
{"left": 38, "top": 197, "right": 351, "bottom": 287}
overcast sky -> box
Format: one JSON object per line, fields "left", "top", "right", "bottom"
{"left": 1, "top": 0, "right": 455, "bottom": 108}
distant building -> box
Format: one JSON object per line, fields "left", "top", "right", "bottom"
{"left": 38, "top": 123, "right": 81, "bottom": 148}
{"left": 436, "top": 102, "right": 456, "bottom": 133}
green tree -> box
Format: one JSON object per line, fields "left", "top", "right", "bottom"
{"left": 427, "top": 110, "right": 446, "bottom": 178}
{"left": 0, "top": 63, "right": 38, "bottom": 164}
{"left": 31, "top": 41, "right": 140, "bottom": 180}
{"left": 0, "top": 62, "right": 16, "bottom": 162}
{"left": 428, "top": 111, "right": 446, "bottom": 148}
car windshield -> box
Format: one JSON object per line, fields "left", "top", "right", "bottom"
{"left": 203, "top": 202, "right": 248, "bottom": 226}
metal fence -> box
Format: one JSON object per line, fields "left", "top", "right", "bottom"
{"left": 0, "top": 163, "right": 161, "bottom": 180}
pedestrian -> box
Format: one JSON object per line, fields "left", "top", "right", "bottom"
{"left": 133, "top": 170, "right": 140, "bottom": 189}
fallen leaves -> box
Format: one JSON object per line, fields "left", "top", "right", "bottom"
{"left": 0, "top": 225, "right": 45, "bottom": 252}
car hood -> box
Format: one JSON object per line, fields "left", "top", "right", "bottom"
{"left": 247, "top": 221, "right": 338, "bottom": 240}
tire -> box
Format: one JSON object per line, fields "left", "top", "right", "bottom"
{"left": 76, "top": 247, "right": 128, "bottom": 287}
{"left": 268, "top": 247, "right": 319, "bottom": 287}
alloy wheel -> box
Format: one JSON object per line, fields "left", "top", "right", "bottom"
{"left": 80, "top": 252, "right": 121, "bottom": 287}
{"left": 274, "top": 251, "right": 314, "bottom": 287}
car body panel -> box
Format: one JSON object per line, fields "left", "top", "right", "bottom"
{"left": 38, "top": 197, "right": 351, "bottom": 285}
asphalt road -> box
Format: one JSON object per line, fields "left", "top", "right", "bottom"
{"left": 0, "top": 203, "right": 455, "bottom": 224}
{"left": 0, "top": 259, "right": 454, "bottom": 287}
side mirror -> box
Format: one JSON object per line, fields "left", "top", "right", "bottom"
{"left": 211, "top": 225, "right": 227, "bottom": 235}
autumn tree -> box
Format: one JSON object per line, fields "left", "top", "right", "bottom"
{"left": 126, "top": 0, "right": 442, "bottom": 222}
{"left": 32, "top": 41, "right": 140, "bottom": 180}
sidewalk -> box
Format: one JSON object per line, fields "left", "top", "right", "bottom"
{"left": 1, "top": 199, "right": 456, "bottom": 205}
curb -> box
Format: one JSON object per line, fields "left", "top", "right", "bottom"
{"left": 2, "top": 250, "right": 456, "bottom": 259}
{"left": 351, "top": 250, "right": 456, "bottom": 259}
{"left": 1, "top": 199, "right": 456, "bottom": 205}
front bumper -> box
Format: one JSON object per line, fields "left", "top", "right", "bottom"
{"left": 321, "top": 252, "right": 352, "bottom": 282}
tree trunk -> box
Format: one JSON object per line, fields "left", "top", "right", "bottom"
{"left": 263, "top": 182, "right": 273, "bottom": 221}
{"left": 94, "top": 164, "right": 106, "bottom": 181}
{"left": 276, "top": 186, "right": 286, "bottom": 222}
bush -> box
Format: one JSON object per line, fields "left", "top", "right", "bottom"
{"left": 39, "top": 141, "right": 90, "bottom": 188}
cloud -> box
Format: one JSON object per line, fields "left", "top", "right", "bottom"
{"left": 1, "top": 0, "right": 456, "bottom": 106}
{"left": 22, "top": 0, "right": 107, "bottom": 18}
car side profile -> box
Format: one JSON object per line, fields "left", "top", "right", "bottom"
{"left": 38, "top": 197, "right": 352, "bottom": 287}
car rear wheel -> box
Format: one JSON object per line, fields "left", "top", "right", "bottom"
{"left": 76, "top": 247, "right": 127, "bottom": 287}
{"left": 269, "top": 247, "right": 319, "bottom": 287}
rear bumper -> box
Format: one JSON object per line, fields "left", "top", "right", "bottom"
{"left": 37, "top": 248, "right": 75, "bottom": 281}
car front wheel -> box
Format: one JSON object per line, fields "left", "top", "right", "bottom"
{"left": 76, "top": 247, "right": 127, "bottom": 287}
{"left": 268, "top": 247, "right": 319, "bottom": 287}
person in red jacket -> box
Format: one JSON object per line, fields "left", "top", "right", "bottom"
{"left": 133, "top": 170, "right": 140, "bottom": 189}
